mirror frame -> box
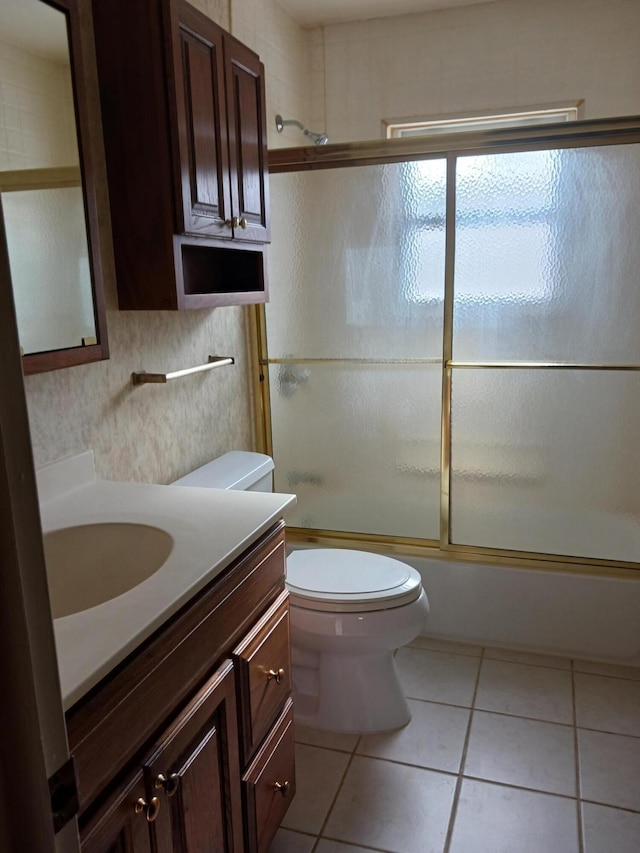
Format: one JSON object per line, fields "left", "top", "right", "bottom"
{"left": 18, "top": 0, "right": 113, "bottom": 376}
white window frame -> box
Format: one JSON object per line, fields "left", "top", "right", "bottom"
{"left": 384, "top": 102, "right": 583, "bottom": 139}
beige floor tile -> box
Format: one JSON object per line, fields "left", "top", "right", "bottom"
{"left": 316, "top": 841, "right": 389, "bottom": 853}
{"left": 578, "top": 729, "right": 640, "bottom": 811}
{"left": 574, "top": 673, "right": 640, "bottom": 736}
{"left": 484, "top": 647, "right": 571, "bottom": 670}
{"left": 581, "top": 802, "right": 640, "bottom": 853}
{"left": 295, "top": 725, "right": 359, "bottom": 753}
{"left": 408, "top": 636, "right": 482, "bottom": 657}
{"left": 464, "top": 711, "right": 576, "bottom": 795}
{"left": 474, "top": 659, "right": 573, "bottom": 723}
{"left": 573, "top": 659, "right": 640, "bottom": 681}
{"left": 395, "top": 646, "right": 480, "bottom": 707}
{"left": 281, "top": 744, "right": 350, "bottom": 834}
{"left": 357, "top": 698, "right": 470, "bottom": 773}
{"left": 269, "top": 828, "right": 316, "bottom": 853}
{"left": 323, "top": 756, "right": 456, "bottom": 853}
{"left": 449, "top": 779, "right": 580, "bottom": 853}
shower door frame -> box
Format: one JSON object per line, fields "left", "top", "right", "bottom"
{"left": 253, "top": 115, "right": 640, "bottom": 579}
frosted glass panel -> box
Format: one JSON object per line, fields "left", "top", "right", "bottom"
{"left": 454, "top": 144, "right": 640, "bottom": 363}
{"left": 270, "top": 363, "right": 442, "bottom": 539}
{"left": 3, "top": 186, "right": 94, "bottom": 354}
{"left": 450, "top": 369, "right": 640, "bottom": 561}
{"left": 267, "top": 160, "right": 446, "bottom": 360}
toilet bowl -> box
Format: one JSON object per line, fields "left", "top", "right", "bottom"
{"left": 173, "top": 452, "right": 430, "bottom": 733}
{"left": 287, "top": 548, "right": 429, "bottom": 732}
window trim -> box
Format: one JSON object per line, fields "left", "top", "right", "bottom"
{"left": 383, "top": 101, "right": 584, "bottom": 140}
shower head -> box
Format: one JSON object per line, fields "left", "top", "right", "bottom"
{"left": 303, "top": 128, "right": 329, "bottom": 146}
{"left": 275, "top": 114, "right": 329, "bottom": 145}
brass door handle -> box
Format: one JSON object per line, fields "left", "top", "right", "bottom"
{"left": 267, "top": 668, "right": 286, "bottom": 683}
{"left": 135, "top": 796, "right": 160, "bottom": 822}
{"left": 239, "top": 217, "right": 248, "bottom": 229}
{"left": 273, "top": 780, "right": 290, "bottom": 797}
{"left": 225, "top": 216, "right": 239, "bottom": 228}
{"left": 154, "top": 772, "right": 180, "bottom": 797}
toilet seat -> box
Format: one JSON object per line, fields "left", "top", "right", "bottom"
{"left": 286, "top": 549, "right": 423, "bottom": 613}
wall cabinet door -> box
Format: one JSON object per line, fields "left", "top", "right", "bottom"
{"left": 143, "top": 659, "right": 244, "bottom": 853}
{"left": 225, "top": 37, "right": 270, "bottom": 244}
{"left": 173, "top": 1, "right": 233, "bottom": 239}
{"left": 80, "top": 772, "right": 152, "bottom": 853}
{"left": 172, "top": 1, "right": 269, "bottom": 245}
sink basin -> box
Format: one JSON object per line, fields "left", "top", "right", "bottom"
{"left": 44, "top": 522, "right": 174, "bottom": 618}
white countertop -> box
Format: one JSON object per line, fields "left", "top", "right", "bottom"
{"left": 38, "top": 453, "right": 295, "bottom": 710}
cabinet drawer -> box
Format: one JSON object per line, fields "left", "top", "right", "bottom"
{"left": 233, "top": 592, "right": 291, "bottom": 762}
{"left": 243, "top": 700, "right": 295, "bottom": 853}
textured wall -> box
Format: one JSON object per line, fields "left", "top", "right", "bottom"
{"left": 313, "top": 0, "right": 640, "bottom": 143}
{"left": 21, "top": 0, "right": 308, "bottom": 484}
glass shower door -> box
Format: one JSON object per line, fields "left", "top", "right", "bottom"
{"left": 449, "top": 144, "right": 640, "bottom": 562}
{"left": 265, "top": 160, "right": 447, "bottom": 540}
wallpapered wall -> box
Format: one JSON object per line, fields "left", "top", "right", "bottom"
{"left": 21, "top": 0, "right": 310, "bottom": 484}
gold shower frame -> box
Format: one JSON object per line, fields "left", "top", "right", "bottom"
{"left": 251, "top": 115, "right": 640, "bottom": 579}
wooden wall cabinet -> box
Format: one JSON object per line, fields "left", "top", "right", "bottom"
{"left": 91, "top": 0, "right": 269, "bottom": 310}
{"left": 73, "top": 522, "right": 294, "bottom": 853}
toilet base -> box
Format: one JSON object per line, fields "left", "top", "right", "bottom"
{"left": 292, "top": 650, "right": 411, "bottom": 733}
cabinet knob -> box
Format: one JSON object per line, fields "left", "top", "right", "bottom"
{"left": 154, "top": 772, "right": 180, "bottom": 797}
{"left": 239, "top": 217, "right": 248, "bottom": 229}
{"left": 267, "top": 668, "right": 286, "bottom": 684}
{"left": 225, "top": 217, "right": 239, "bottom": 228}
{"left": 134, "top": 796, "right": 160, "bottom": 823}
{"left": 273, "top": 780, "right": 290, "bottom": 797}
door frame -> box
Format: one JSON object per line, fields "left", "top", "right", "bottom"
{"left": 0, "top": 202, "right": 80, "bottom": 850}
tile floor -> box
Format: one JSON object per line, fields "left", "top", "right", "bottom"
{"left": 269, "top": 637, "right": 640, "bottom": 853}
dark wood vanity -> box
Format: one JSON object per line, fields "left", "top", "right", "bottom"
{"left": 69, "top": 521, "right": 294, "bottom": 853}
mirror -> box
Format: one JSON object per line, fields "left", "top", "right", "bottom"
{"left": 0, "top": 0, "right": 110, "bottom": 374}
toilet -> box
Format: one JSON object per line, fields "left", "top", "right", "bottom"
{"left": 173, "top": 451, "right": 430, "bottom": 733}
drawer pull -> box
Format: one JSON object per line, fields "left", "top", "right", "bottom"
{"left": 134, "top": 796, "right": 160, "bottom": 822}
{"left": 267, "top": 668, "right": 286, "bottom": 684}
{"left": 154, "top": 772, "right": 180, "bottom": 797}
{"left": 273, "top": 780, "right": 290, "bottom": 797}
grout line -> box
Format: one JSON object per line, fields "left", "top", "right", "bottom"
{"left": 575, "top": 724, "right": 640, "bottom": 740}
{"left": 409, "top": 643, "right": 640, "bottom": 683}
{"left": 319, "top": 835, "right": 394, "bottom": 853}
{"left": 460, "top": 774, "right": 579, "bottom": 801}
{"left": 443, "top": 647, "right": 485, "bottom": 852}
{"left": 572, "top": 659, "right": 585, "bottom": 853}
{"left": 312, "top": 742, "right": 360, "bottom": 850}
{"left": 580, "top": 797, "right": 640, "bottom": 816}
{"left": 402, "top": 695, "right": 577, "bottom": 730}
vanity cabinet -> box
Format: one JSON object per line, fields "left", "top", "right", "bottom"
{"left": 91, "top": 0, "right": 269, "bottom": 310}
{"left": 70, "top": 521, "right": 294, "bottom": 853}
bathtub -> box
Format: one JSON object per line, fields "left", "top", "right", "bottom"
{"left": 284, "top": 495, "right": 640, "bottom": 665}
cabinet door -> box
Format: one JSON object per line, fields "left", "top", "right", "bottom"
{"left": 144, "top": 659, "right": 244, "bottom": 853}
{"left": 172, "top": 0, "right": 233, "bottom": 238}
{"left": 80, "top": 771, "right": 152, "bottom": 853}
{"left": 225, "top": 36, "right": 270, "bottom": 244}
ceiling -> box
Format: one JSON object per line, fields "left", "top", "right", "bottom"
{"left": 277, "top": 0, "right": 499, "bottom": 28}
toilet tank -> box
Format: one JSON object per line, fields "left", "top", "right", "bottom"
{"left": 172, "top": 451, "right": 274, "bottom": 492}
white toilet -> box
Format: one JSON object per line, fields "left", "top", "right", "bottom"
{"left": 173, "top": 452, "right": 430, "bottom": 733}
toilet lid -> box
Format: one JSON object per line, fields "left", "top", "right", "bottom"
{"left": 286, "top": 549, "right": 423, "bottom": 612}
